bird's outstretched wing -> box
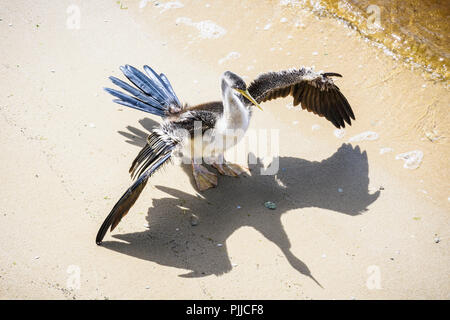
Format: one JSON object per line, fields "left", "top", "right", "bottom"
{"left": 95, "top": 128, "right": 178, "bottom": 244}
{"left": 247, "top": 68, "right": 355, "bottom": 128}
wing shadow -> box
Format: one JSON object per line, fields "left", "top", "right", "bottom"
{"left": 102, "top": 119, "right": 380, "bottom": 286}
{"left": 117, "top": 118, "right": 159, "bottom": 147}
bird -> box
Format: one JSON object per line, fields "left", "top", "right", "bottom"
{"left": 96, "top": 64, "right": 355, "bottom": 244}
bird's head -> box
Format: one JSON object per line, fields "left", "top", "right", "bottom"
{"left": 222, "top": 71, "right": 262, "bottom": 110}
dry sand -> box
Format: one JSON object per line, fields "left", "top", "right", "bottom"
{"left": 0, "top": 0, "right": 449, "bottom": 299}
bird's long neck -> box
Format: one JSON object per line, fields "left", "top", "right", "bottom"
{"left": 220, "top": 79, "right": 250, "bottom": 132}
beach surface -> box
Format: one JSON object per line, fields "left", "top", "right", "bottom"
{"left": 0, "top": 0, "right": 448, "bottom": 299}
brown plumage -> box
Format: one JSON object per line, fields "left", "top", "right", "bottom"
{"left": 248, "top": 68, "right": 355, "bottom": 128}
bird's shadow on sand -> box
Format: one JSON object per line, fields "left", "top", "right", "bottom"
{"left": 103, "top": 118, "right": 380, "bottom": 286}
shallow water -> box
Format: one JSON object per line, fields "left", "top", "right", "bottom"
{"left": 279, "top": 0, "right": 449, "bottom": 81}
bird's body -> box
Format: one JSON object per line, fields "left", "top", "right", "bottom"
{"left": 96, "top": 65, "right": 355, "bottom": 244}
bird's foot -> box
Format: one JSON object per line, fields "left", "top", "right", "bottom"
{"left": 212, "top": 161, "right": 249, "bottom": 177}
{"left": 192, "top": 163, "right": 218, "bottom": 191}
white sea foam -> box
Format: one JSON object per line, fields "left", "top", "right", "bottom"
{"left": 264, "top": 23, "right": 272, "bottom": 30}
{"left": 139, "top": 0, "right": 148, "bottom": 8}
{"left": 379, "top": 147, "right": 393, "bottom": 155}
{"left": 218, "top": 51, "right": 241, "bottom": 65}
{"left": 159, "top": 1, "right": 184, "bottom": 13}
{"left": 176, "top": 17, "right": 226, "bottom": 39}
{"left": 140, "top": 0, "right": 183, "bottom": 12}
{"left": 280, "top": 0, "right": 301, "bottom": 6}
{"left": 334, "top": 129, "right": 345, "bottom": 139}
{"left": 395, "top": 150, "right": 424, "bottom": 169}
{"left": 348, "top": 131, "right": 379, "bottom": 142}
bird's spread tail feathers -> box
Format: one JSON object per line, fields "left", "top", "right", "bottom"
{"left": 95, "top": 128, "right": 179, "bottom": 244}
{"left": 104, "top": 64, "right": 182, "bottom": 117}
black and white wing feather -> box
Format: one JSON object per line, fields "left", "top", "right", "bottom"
{"left": 95, "top": 128, "right": 179, "bottom": 244}
{"left": 248, "top": 67, "right": 355, "bottom": 128}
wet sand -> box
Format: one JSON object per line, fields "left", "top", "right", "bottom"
{"left": 0, "top": 0, "right": 448, "bottom": 299}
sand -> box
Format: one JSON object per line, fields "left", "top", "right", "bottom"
{"left": 0, "top": 0, "right": 448, "bottom": 299}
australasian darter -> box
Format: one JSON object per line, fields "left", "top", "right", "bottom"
{"left": 96, "top": 65, "right": 355, "bottom": 244}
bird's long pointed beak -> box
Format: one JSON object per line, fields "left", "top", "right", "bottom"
{"left": 237, "top": 89, "right": 263, "bottom": 111}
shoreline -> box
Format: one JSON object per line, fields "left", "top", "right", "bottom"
{"left": 0, "top": 0, "right": 448, "bottom": 299}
